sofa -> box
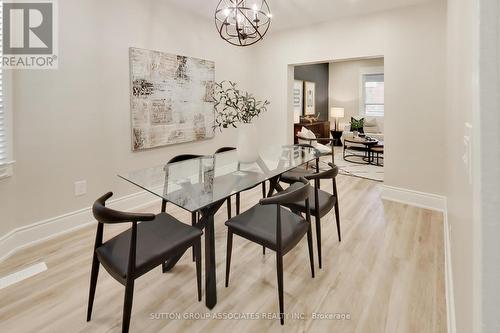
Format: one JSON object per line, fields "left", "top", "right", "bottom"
{"left": 341, "top": 117, "right": 384, "bottom": 145}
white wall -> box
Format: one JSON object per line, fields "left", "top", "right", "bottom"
{"left": 0, "top": 0, "right": 254, "bottom": 236}
{"left": 328, "top": 58, "right": 384, "bottom": 127}
{"left": 446, "top": 0, "right": 480, "bottom": 331}
{"left": 478, "top": 0, "right": 500, "bottom": 331}
{"left": 250, "top": 1, "right": 447, "bottom": 195}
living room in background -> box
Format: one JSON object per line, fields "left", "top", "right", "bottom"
{"left": 329, "top": 57, "right": 385, "bottom": 181}
{"left": 289, "top": 58, "right": 385, "bottom": 181}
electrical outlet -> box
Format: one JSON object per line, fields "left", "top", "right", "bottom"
{"left": 74, "top": 180, "right": 87, "bottom": 196}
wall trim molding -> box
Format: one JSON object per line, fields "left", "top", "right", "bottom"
{"left": 443, "top": 208, "right": 457, "bottom": 333}
{"left": 381, "top": 185, "right": 447, "bottom": 212}
{"left": 0, "top": 191, "right": 160, "bottom": 263}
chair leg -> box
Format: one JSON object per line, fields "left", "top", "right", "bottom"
{"left": 191, "top": 212, "right": 197, "bottom": 262}
{"left": 86, "top": 253, "right": 100, "bottom": 322}
{"left": 306, "top": 226, "right": 315, "bottom": 278}
{"left": 263, "top": 246, "right": 266, "bottom": 255}
{"left": 225, "top": 230, "right": 233, "bottom": 288}
{"left": 334, "top": 202, "right": 341, "bottom": 242}
{"left": 122, "top": 279, "right": 135, "bottom": 333}
{"left": 226, "top": 197, "right": 232, "bottom": 219}
{"left": 276, "top": 254, "right": 285, "bottom": 325}
{"left": 315, "top": 214, "right": 322, "bottom": 269}
{"left": 236, "top": 193, "right": 240, "bottom": 215}
{"left": 195, "top": 239, "right": 202, "bottom": 301}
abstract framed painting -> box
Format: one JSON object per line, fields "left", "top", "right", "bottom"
{"left": 129, "top": 47, "right": 215, "bottom": 151}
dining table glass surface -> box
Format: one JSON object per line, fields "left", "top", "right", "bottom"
{"left": 118, "top": 145, "right": 318, "bottom": 212}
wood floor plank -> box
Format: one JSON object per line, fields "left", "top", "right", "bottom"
{"left": 0, "top": 175, "right": 446, "bottom": 333}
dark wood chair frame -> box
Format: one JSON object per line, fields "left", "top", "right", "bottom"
{"left": 224, "top": 179, "right": 315, "bottom": 325}
{"left": 296, "top": 135, "right": 335, "bottom": 166}
{"left": 87, "top": 192, "right": 202, "bottom": 333}
{"left": 214, "top": 147, "right": 270, "bottom": 255}
{"left": 288, "top": 163, "right": 341, "bottom": 269}
{"left": 214, "top": 147, "right": 267, "bottom": 221}
{"left": 280, "top": 143, "right": 321, "bottom": 184}
{"left": 160, "top": 154, "right": 202, "bottom": 268}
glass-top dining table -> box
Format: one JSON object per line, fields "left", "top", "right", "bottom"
{"left": 118, "top": 145, "right": 318, "bottom": 309}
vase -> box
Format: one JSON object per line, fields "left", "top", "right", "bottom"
{"left": 236, "top": 123, "right": 259, "bottom": 163}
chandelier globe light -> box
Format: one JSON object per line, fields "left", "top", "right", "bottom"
{"left": 215, "top": 0, "right": 272, "bottom": 47}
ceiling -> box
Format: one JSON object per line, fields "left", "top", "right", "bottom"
{"left": 164, "top": 0, "right": 435, "bottom": 31}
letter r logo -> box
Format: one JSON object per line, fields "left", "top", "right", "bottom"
{"left": 3, "top": 2, "right": 53, "bottom": 55}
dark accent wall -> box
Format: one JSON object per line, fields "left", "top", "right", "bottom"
{"left": 294, "top": 63, "right": 329, "bottom": 121}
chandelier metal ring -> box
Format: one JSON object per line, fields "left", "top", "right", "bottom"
{"left": 215, "top": 0, "right": 272, "bottom": 47}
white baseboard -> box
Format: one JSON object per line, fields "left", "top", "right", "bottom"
{"left": 0, "top": 191, "right": 160, "bottom": 263}
{"left": 443, "top": 209, "right": 457, "bottom": 333}
{"left": 382, "top": 185, "right": 455, "bottom": 332}
{"left": 381, "top": 185, "right": 447, "bottom": 212}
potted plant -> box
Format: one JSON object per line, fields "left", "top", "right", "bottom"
{"left": 213, "top": 81, "right": 270, "bottom": 162}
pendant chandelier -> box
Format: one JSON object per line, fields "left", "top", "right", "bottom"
{"left": 215, "top": 0, "right": 272, "bottom": 47}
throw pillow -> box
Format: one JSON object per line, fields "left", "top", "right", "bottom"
{"left": 363, "top": 117, "right": 379, "bottom": 133}
{"left": 299, "top": 127, "right": 318, "bottom": 147}
{"left": 364, "top": 117, "right": 377, "bottom": 127}
{"left": 350, "top": 117, "right": 365, "bottom": 133}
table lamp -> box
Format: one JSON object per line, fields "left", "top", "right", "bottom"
{"left": 330, "top": 107, "right": 345, "bottom": 131}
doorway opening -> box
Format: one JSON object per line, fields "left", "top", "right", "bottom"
{"left": 288, "top": 57, "right": 385, "bottom": 182}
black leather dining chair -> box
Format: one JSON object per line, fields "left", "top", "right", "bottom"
{"left": 281, "top": 135, "right": 336, "bottom": 187}
{"left": 296, "top": 135, "right": 335, "bottom": 164}
{"left": 280, "top": 143, "right": 320, "bottom": 185}
{"left": 162, "top": 154, "right": 202, "bottom": 264}
{"left": 214, "top": 147, "right": 267, "bottom": 219}
{"left": 87, "top": 192, "right": 203, "bottom": 333}
{"left": 224, "top": 179, "right": 315, "bottom": 325}
{"left": 285, "top": 163, "right": 341, "bottom": 269}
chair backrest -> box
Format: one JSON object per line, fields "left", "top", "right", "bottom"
{"left": 92, "top": 192, "right": 155, "bottom": 280}
{"left": 92, "top": 192, "right": 155, "bottom": 224}
{"left": 295, "top": 143, "right": 314, "bottom": 149}
{"left": 214, "top": 147, "right": 236, "bottom": 154}
{"left": 163, "top": 154, "right": 204, "bottom": 210}
{"left": 292, "top": 143, "right": 320, "bottom": 173}
{"left": 295, "top": 132, "right": 335, "bottom": 164}
{"left": 259, "top": 180, "right": 310, "bottom": 206}
{"left": 306, "top": 163, "right": 339, "bottom": 206}
{"left": 167, "top": 154, "right": 202, "bottom": 164}
{"left": 260, "top": 180, "right": 312, "bottom": 252}
{"left": 304, "top": 164, "right": 339, "bottom": 181}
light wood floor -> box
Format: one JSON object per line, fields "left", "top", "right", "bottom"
{"left": 0, "top": 175, "right": 446, "bottom": 333}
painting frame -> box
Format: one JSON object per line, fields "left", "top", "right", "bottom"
{"left": 129, "top": 47, "right": 215, "bottom": 151}
{"left": 293, "top": 80, "right": 303, "bottom": 123}
{"left": 303, "top": 81, "right": 316, "bottom": 115}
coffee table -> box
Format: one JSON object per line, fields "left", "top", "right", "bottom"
{"left": 343, "top": 137, "right": 379, "bottom": 165}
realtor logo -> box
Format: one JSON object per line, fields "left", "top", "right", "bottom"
{"left": 2, "top": 0, "right": 58, "bottom": 69}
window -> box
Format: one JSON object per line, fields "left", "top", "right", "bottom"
{"left": 0, "top": 2, "right": 13, "bottom": 179}
{"left": 0, "top": 67, "right": 5, "bottom": 166}
{"left": 0, "top": 2, "right": 5, "bottom": 166}
{"left": 362, "top": 73, "right": 384, "bottom": 117}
